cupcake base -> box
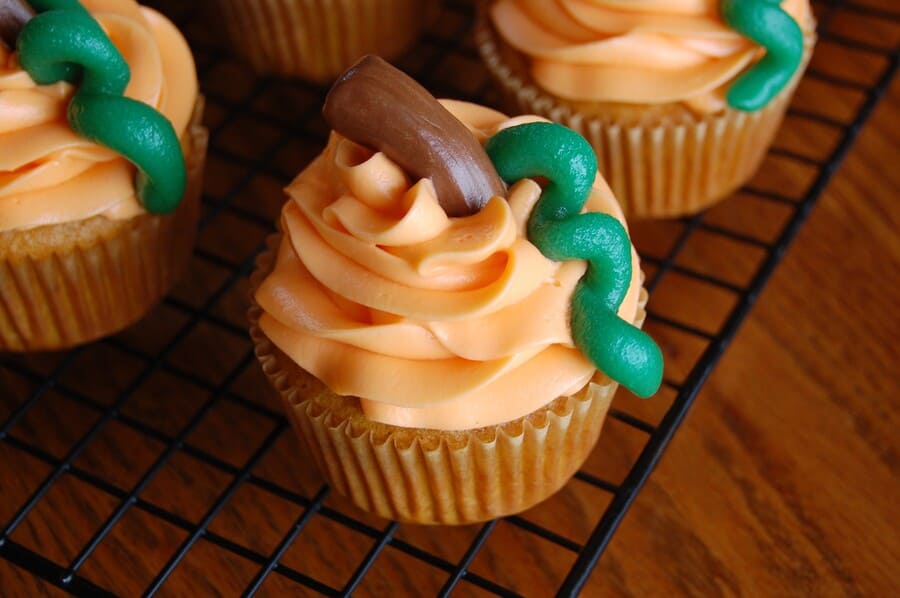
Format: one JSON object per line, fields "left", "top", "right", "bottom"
{"left": 249, "top": 235, "right": 647, "bottom": 525}
{"left": 212, "top": 0, "right": 443, "bottom": 83}
{"left": 475, "top": 6, "right": 815, "bottom": 218}
{"left": 0, "top": 105, "right": 208, "bottom": 352}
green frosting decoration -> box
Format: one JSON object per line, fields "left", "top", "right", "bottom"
{"left": 484, "top": 122, "right": 663, "bottom": 398}
{"left": 721, "top": 0, "right": 805, "bottom": 112}
{"left": 17, "top": 0, "right": 187, "bottom": 213}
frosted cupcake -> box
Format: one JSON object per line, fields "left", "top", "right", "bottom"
{"left": 477, "top": 0, "right": 816, "bottom": 217}
{"left": 0, "top": 0, "right": 207, "bottom": 351}
{"left": 249, "top": 56, "right": 662, "bottom": 524}
{"left": 207, "top": 0, "right": 442, "bottom": 83}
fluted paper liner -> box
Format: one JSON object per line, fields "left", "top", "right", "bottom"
{"left": 213, "top": 0, "right": 442, "bottom": 83}
{"left": 249, "top": 235, "right": 649, "bottom": 524}
{"left": 476, "top": 8, "right": 815, "bottom": 218}
{"left": 0, "top": 102, "right": 208, "bottom": 352}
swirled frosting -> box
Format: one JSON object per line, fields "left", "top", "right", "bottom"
{"left": 256, "top": 101, "right": 642, "bottom": 430}
{"left": 0, "top": 0, "right": 198, "bottom": 232}
{"left": 489, "top": 0, "right": 812, "bottom": 113}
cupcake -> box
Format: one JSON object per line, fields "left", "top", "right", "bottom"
{"left": 207, "top": 0, "right": 443, "bottom": 83}
{"left": 477, "top": 0, "right": 817, "bottom": 218}
{"left": 0, "top": 0, "right": 207, "bottom": 351}
{"left": 248, "top": 56, "right": 662, "bottom": 524}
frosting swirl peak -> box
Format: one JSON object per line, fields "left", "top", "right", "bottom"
{"left": 256, "top": 101, "right": 643, "bottom": 430}
{"left": 489, "top": 0, "right": 812, "bottom": 112}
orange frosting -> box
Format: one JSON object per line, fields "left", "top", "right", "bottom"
{"left": 489, "top": 0, "right": 812, "bottom": 112}
{"left": 0, "top": 0, "right": 198, "bottom": 232}
{"left": 256, "top": 101, "right": 642, "bottom": 430}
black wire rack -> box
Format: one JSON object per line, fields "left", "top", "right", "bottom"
{"left": 1, "top": 0, "right": 897, "bottom": 595}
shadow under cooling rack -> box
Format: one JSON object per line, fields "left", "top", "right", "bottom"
{"left": 1, "top": 0, "right": 897, "bottom": 595}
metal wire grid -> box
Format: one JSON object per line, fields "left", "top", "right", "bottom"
{"left": 0, "top": 0, "right": 896, "bottom": 595}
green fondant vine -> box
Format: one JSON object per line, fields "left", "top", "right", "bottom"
{"left": 18, "top": 0, "right": 186, "bottom": 213}
{"left": 721, "top": 0, "right": 805, "bottom": 111}
{"left": 485, "top": 122, "right": 663, "bottom": 398}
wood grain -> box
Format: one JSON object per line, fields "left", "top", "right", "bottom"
{"left": 585, "top": 73, "right": 900, "bottom": 597}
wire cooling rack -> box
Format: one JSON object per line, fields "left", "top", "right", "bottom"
{"left": 1, "top": 0, "right": 897, "bottom": 595}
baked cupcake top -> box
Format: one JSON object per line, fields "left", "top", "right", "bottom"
{"left": 256, "top": 56, "right": 662, "bottom": 430}
{"left": 0, "top": 0, "right": 197, "bottom": 232}
{"left": 488, "top": 0, "right": 814, "bottom": 113}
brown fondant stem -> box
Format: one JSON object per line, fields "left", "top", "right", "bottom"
{"left": 323, "top": 55, "right": 506, "bottom": 217}
{"left": 0, "top": 0, "right": 33, "bottom": 50}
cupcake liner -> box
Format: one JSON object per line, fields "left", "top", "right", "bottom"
{"left": 249, "top": 234, "right": 649, "bottom": 524}
{"left": 0, "top": 102, "right": 208, "bottom": 352}
{"left": 476, "top": 8, "right": 815, "bottom": 218}
{"left": 212, "top": 0, "right": 442, "bottom": 83}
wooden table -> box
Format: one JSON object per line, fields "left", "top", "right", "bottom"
{"left": 0, "top": 1, "right": 897, "bottom": 596}
{"left": 590, "top": 54, "right": 900, "bottom": 598}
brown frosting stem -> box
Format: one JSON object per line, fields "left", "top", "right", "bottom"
{"left": 0, "top": 0, "right": 33, "bottom": 50}
{"left": 323, "top": 55, "right": 506, "bottom": 217}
